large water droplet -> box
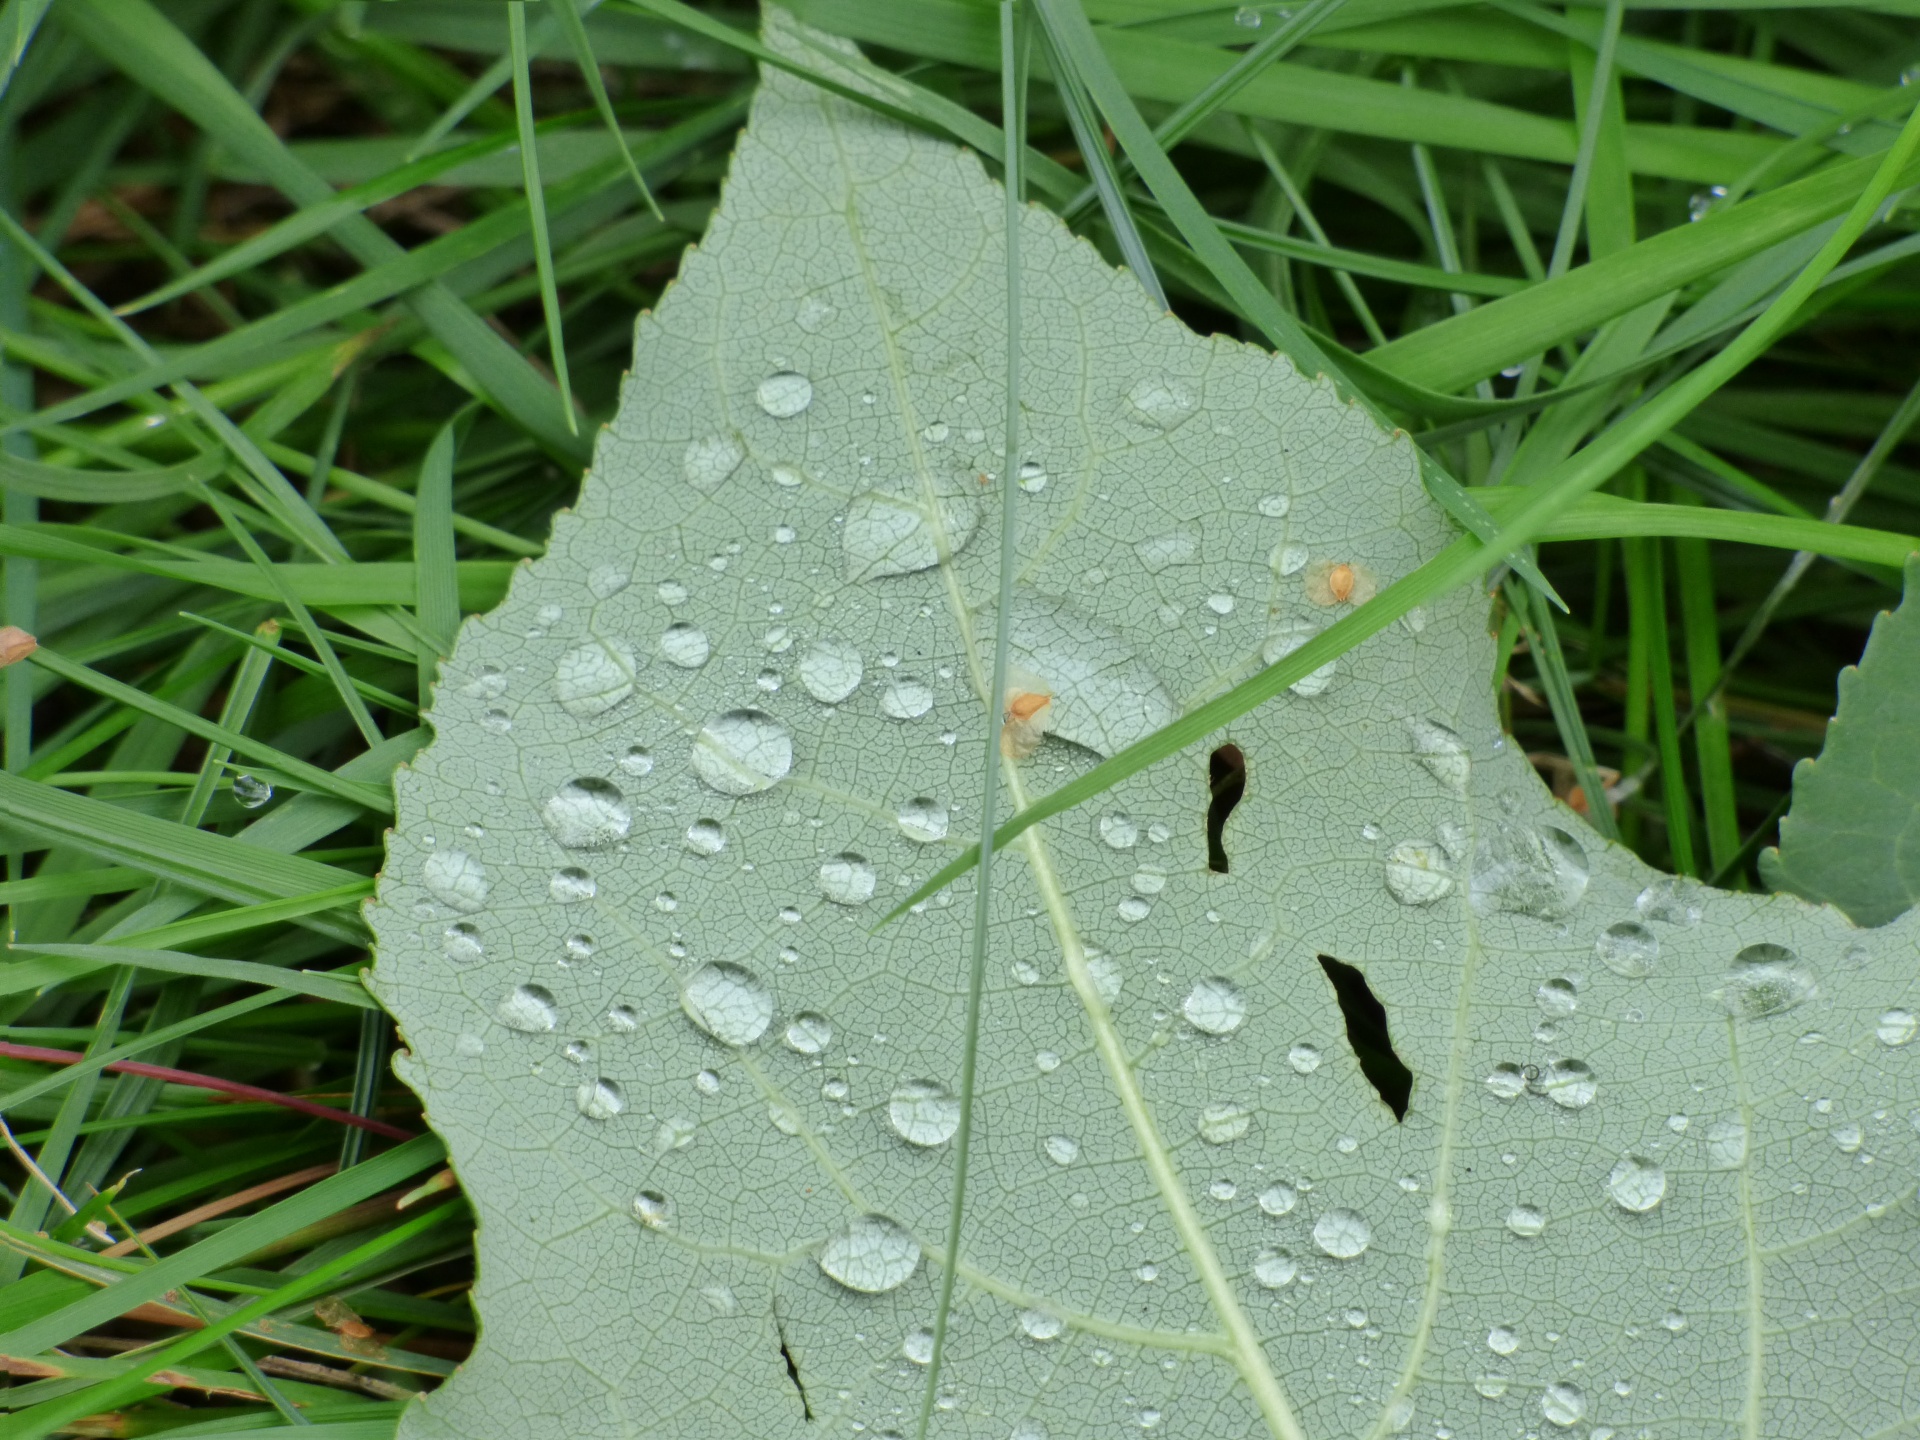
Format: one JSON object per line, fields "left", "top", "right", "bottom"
{"left": 1539, "top": 1058, "right": 1596, "bottom": 1109}
{"left": 1540, "top": 1381, "right": 1585, "bottom": 1428}
{"left": 576, "top": 1078, "right": 626, "bottom": 1120}
{"left": 1595, "top": 921, "right": 1658, "bottom": 978}
{"left": 784, "top": 1011, "right": 833, "bottom": 1055}
{"left": 1407, "top": 718, "right": 1469, "bottom": 796}
{"left": 819, "top": 853, "right": 876, "bottom": 905}
{"left": 1253, "top": 1247, "right": 1298, "bottom": 1288}
{"left": 1019, "top": 1309, "right": 1065, "bottom": 1341}
{"left": 1607, "top": 1154, "right": 1667, "bottom": 1213}
{"left": 880, "top": 677, "right": 935, "bottom": 720}
{"left": 1505, "top": 1204, "right": 1545, "bottom": 1238}
{"left": 1471, "top": 821, "right": 1589, "bottom": 919}
{"left": 888, "top": 1080, "right": 961, "bottom": 1147}
{"left": 690, "top": 709, "right": 793, "bottom": 795}
{"left": 1198, "top": 1102, "right": 1252, "bottom": 1145}
{"left": 681, "top": 962, "right": 773, "bottom": 1047}
{"left": 422, "top": 849, "right": 489, "bottom": 913}
{"left": 843, "top": 489, "right": 978, "bottom": 580}
{"left": 1384, "top": 842, "right": 1453, "bottom": 905}
{"left": 1257, "top": 1182, "right": 1297, "bottom": 1217}
{"left": 988, "top": 591, "right": 1179, "bottom": 756}
{"left": 756, "top": 371, "right": 813, "bottom": 418}
{"left": 1099, "top": 813, "right": 1139, "bottom": 849}
{"left": 1312, "top": 1209, "right": 1371, "bottom": 1259}
{"left": 542, "top": 778, "right": 631, "bottom": 850}
{"left": 553, "top": 639, "right": 637, "bottom": 718}
{"left": 799, "top": 638, "right": 863, "bottom": 703}
{"left": 1182, "top": 977, "right": 1246, "bottom": 1036}
{"left": 1636, "top": 876, "right": 1703, "bottom": 926}
{"left": 1125, "top": 376, "right": 1197, "bottom": 430}
{"left": 497, "top": 984, "right": 557, "bottom": 1033}
{"left": 1877, "top": 1008, "right": 1917, "bottom": 1046}
{"left": 683, "top": 432, "right": 745, "bottom": 487}
{"left": 660, "top": 622, "right": 711, "bottom": 669}
{"left": 1722, "top": 943, "right": 1814, "bottom": 1018}
{"left": 819, "top": 1214, "right": 920, "bottom": 1293}
{"left": 897, "top": 797, "right": 949, "bottom": 843}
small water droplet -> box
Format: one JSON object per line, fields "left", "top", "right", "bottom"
{"left": 795, "top": 293, "right": 834, "bottom": 332}
{"left": 1539, "top": 1058, "right": 1596, "bottom": 1109}
{"left": 1035, "top": 1050, "right": 1060, "bottom": 1073}
{"left": 576, "top": 1078, "right": 625, "bottom": 1120}
{"left": 1100, "top": 813, "right": 1139, "bottom": 849}
{"left": 1020, "top": 1309, "right": 1065, "bottom": 1341}
{"left": 681, "top": 963, "right": 773, "bottom": 1046}
{"left": 1018, "top": 460, "right": 1048, "bottom": 492}
{"left": 614, "top": 745, "right": 653, "bottom": 778}
{"left": 690, "top": 709, "right": 793, "bottom": 795}
{"left": 1686, "top": 185, "right": 1726, "bottom": 223}
{"left": 1384, "top": 842, "right": 1453, "bottom": 905}
{"left": 756, "top": 371, "right": 813, "bottom": 418}
{"left": 1706, "top": 1116, "right": 1747, "bottom": 1169}
{"left": 881, "top": 677, "right": 935, "bottom": 720}
{"left": 799, "top": 638, "right": 863, "bottom": 703}
{"left": 1406, "top": 718, "right": 1470, "bottom": 796}
{"left": 1488, "top": 1325, "right": 1519, "bottom": 1356}
{"left": 1485, "top": 1063, "right": 1526, "bottom": 1100}
{"left": 684, "top": 818, "right": 727, "bottom": 855}
{"left": 1118, "top": 895, "right": 1152, "bottom": 923}
{"left": 422, "top": 849, "right": 489, "bottom": 913}
{"left": 1044, "top": 1134, "right": 1080, "bottom": 1165}
{"left": 1541, "top": 1381, "right": 1585, "bottom": 1428}
{"left": 1287, "top": 1043, "right": 1321, "bottom": 1075}
{"left": 897, "top": 796, "right": 949, "bottom": 843}
{"left": 1126, "top": 376, "right": 1197, "bottom": 430}
{"left": 1087, "top": 952, "right": 1121, "bottom": 1002}
{"left": 1131, "top": 866, "right": 1166, "bottom": 896}
{"left": 1206, "top": 592, "right": 1235, "bottom": 616}
{"left": 1252, "top": 1246, "right": 1298, "bottom": 1287}
{"left": 819, "top": 853, "right": 876, "bottom": 905}
{"left": 1234, "top": 4, "right": 1263, "bottom": 26}
{"left": 1256, "top": 493, "right": 1291, "bottom": 518}
{"left": 606, "top": 1004, "right": 638, "bottom": 1032}
{"left": 1312, "top": 1208, "right": 1371, "bottom": 1258}
{"left": 549, "top": 867, "right": 595, "bottom": 903}
{"left": 631, "top": 1190, "right": 671, "bottom": 1228}
{"left": 1536, "top": 977, "right": 1578, "bottom": 1019}
{"left": 888, "top": 1079, "right": 961, "bottom": 1147}
{"left": 818, "top": 1213, "right": 920, "bottom": 1293}
{"left": 542, "top": 778, "right": 631, "bottom": 850}
{"left": 900, "top": 1326, "right": 935, "bottom": 1365}
{"left": 1877, "top": 1008, "right": 1916, "bottom": 1046}
{"left": 1208, "top": 1179, "right": 1237, "bottom": 1202}
{"left": 783, "top": 1012, "right": 833, "bottom": 1055}
{"left": 1830, "top": 1121, "right": 1863, "bottom": 1153}
{"left": 1595, "top": 921, "right": 1658, "bottom": 978}
{"left": 443, "top": 922, "right": 482, "bottom": 963}
{"left": 1257, "top": 1182, "right": 1297, "bottom": 1217}
{"left": 497, "top": 984, "right": 557, "bottom": 1033}
{"left": 660, "top": 622, "right": 711, "bottom": 669}
{"left": 1198, "top": 1102, "right": 1252, "bottom": 1145}
{"left": 1722, "top": 943, "right": 1814, "bottom": 1019}
{"left": 1183, "top": 977, "right": 1246, "bottom": 1036}
{"left": 1506, "top": 1204, "right": 1545, "bottom": 1238}
{"left": 232, "top": 774, "right": 272, "bottom": 809}
{"left": 1606, "top": 1155, "right": 1666, "bottom": 1212}
{"left": 561, "top": 932, "right": 596, "bottom": 965}
{"left": 553, "top": 639, "right": 638, "bottom": 718}
{"left": 1474, "top": 1373, "right": 1509, "bottom": 1399}
{"left": 684, "top": 432, "right": 745, "bottom": 487}
{"left": 586, "top": 564, "right": 630, "bottom": 600}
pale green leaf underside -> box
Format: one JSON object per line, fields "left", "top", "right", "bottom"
{"left": 370, "top": 14, "right": 1920, "bottom": 1438}
{"left": 1762, "top": 556, "right": 1920, "bottom": 929}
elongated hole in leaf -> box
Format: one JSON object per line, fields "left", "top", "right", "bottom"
{"left": 1316, "top": 954, "right": 1413, "bottom": 1121}
{"left": 1206, "top": 743, "right": 1246, "bottom": 874}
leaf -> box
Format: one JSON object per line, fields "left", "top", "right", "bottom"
{"left": 369, "top": 14, "right": 1920, "bottom": 1440}
{"left": 1761, "top": 556, "right": 1920, "bottom": 928}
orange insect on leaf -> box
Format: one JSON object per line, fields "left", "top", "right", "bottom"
{"left": 1304, "top": 558, "right": 1377, "bottom": 608}
{"left": 1001, "top": 688, "right": 1053, "bottom": 760}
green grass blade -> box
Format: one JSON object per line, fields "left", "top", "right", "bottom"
{"left": 8, "top": 941, "right": 374, "bottom": 1009}
{"left": 0, "top": 450, "right": 224, "bottom": 503}
{"left": 413, "top": 421, "right": 460, "bottom": 700}
{"left": 552, "top": 0, "right": 663, "bottom": 219}
{"left": 1625, "top": 534, "right": 1697, "bottom": 873}
{"left": 1673, "top": 514, "right": 1741, "bottom": 875}
{"left": 509, "top": 2, "right": 580, "bottom": 438}
{"left": 0, "top": 0, "right": 53, "bottom": 104}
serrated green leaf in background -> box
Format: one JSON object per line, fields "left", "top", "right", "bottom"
{"left": 369, "top": 12, "right": 1920, "bottom": 1440}
{"left": 1761, "top": 555, "right": 1920, "bottom": 928}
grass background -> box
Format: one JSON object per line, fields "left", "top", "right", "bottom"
{"left": 0, "top": 0, "right": 1916, "bottom": 1432}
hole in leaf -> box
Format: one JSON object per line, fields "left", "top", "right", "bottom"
{"left": 1206, "top": 744, "right": 1246, "bottom": 874}
{"left": 776, "top": 1309, "right": 812, "bottom": 1420}
{"left": 1316, "top": 954, "right": 1413, "bottom": 1121}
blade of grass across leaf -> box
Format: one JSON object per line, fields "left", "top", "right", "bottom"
{"left": 884, "top": 82, "right": 1920, "bottom": 920}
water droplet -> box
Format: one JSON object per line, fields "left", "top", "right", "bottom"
{"left": 1035, "top": 1050, "right": 1060, "bottom": 1073}
{"left": 1487, "top": 1326, "right": 1519, "bottom": 1356}
{"left": 576, "top": 1078, "right": 625, "bottom": 1120}
{"left": 1636, "top": 876, "right": 1703, "bottom": 926}
{"left": 1471, "top": 821, "right": 1589, "bottom": 919}
{"left": 1541, "top": 1381, "right": 1585, "bottom": 1428}
{"left": 1831, "top": 1121, "right": 1863, "bottom": 1153}
{"left": 1686, "top": 185, "right": 1726, "bottom": 223}
{"left": 799, "top": 638, "right": 863, "bottom": 703}
{"left": 783, "top": 1012, "right": 833, "bottom": 1055}
{"left": 463, "top": 663, "right": 508, "bottom": 700}
{"left": 1253, "top": 1247, "right": 1298, "bottom": 1287}
{"left": 1125, "top": 376, "right": 1197, "bottom": 430}
{"left": 1383, "top": 842, "right": 1453, "bottom": 906}
{"left": 631, "top": 1190, "right": 670, "bottom": 1229}
{"left": 1506, "top": 1204, "right": 1545, "bottom": 1238}
{"left": 819, "top": 853, "right": 876, "bottom": 905}
{"left": 818, "top": 1213, "right": 920, "bottom": 1294}
{"left": 1020, "top": 1309, "right": 1065, "bottom": 1341}
{"left": 756, "top": 371, "right": 813, "bottom": 418}
{"left": 1539, "top": 1058, "right": 1596, "bottom": 1109}
{"left": 1198, "top": 1102, "right": 1252, "bottom": 1145}
{"left": 553, "top": 639, "right": 638, "bottom": 718}
{"left": 900, "top": 1326, "right": 935, "bottom": 1365}
{"left": 1722, "top": 943, "right": 1814, "bottom": 1019}
{"left": 1406, "top": 718, "right": 1470, "bottom": 795}
{"left": 1287, "top": 1043, "right": 1321, "bottom": 1075}
{"left": 1706, "top": 1116, "right": 1747, "bottom": 1169}
{"left": 1258, "top": 1182, "right": 1297, "bottom": 1216}
{"left": 1100, "top": 812, "right": 1139, "bottom": 848}
{"left": 795, "top": 293, "right": 834, "bottom": 332}
{"left": 561, "top": 932, "right": 596, "bottom": 965}
{"left": 897, "top": 797, "right": 949, "bottom": 843}
{"left": 843, "top": 489, "right": 978, "bottom": 580}
{"left": 615, "top": 745, "right": 653, "bottom": 778}
{"left": 690, "top": 709, "right": 793, "bottom": 795}
{"left": 422, "top": 849, "right": 489, "bottom": 913}
{"left": 657, "top": 580, "right": 689, "bottom": 606}
{"left": 1474, "top": 1373, "right": 1509, "bottom": 1399}
{"left": 1087, "top": 953, "right": 1122, "bottom": 1003}
{"left": 1018, "top": 460, "right": 1048, "bottom": 492}
{"left": 683, "top": 432, "right": 745, "bottom": 487}
{"left": 1595, "top": 921, "right": 1658, "bottom": 978}
{"left": 1234, "top": 4, "right": 1263, "bottom": 25}
{"left": 1208, "top": 1179, "right": 1237, "bottom": 1202}
{"left": 497, "top": 984, "right": 557, "bottom": 1033}
{"left": 1606, "top": 1155, "right": 1666, "bottom": 1213}
{"left": 1183, "top": 977, "right": 1246, "bottom": 1036}
{"left": 681, "top": 962, "right": 773, "bottom": 1047}
{"left": 684, "top": 818, "right": 727, "bottom": 855}
{"left": 1535, "top": 977, "right": 1578, "bottom": 1019}
{"left": 1206, "top": 592, "right": 1235, "bottom": 616}
{"left": 549, "top": 868, "right": 595, "bottom": 903}
{"left": 660, "top": 622, "right": 711, "bottom": 669}
{"left": 1312, "top": 1208, "right": 1371, "bottom": 1258}
{"left": 1134, "top": 530, "right": 1198, "bottom": 573}
{"left": 1044, "top": 1134, "right": 1080, "bottom": 1165}
{"left": 1130, "top": 866, "right": 1166, "bottom": 896}
{"left": 586, "top": 564, "right": 631, "bottom": 600}
{"left": 873, "top": 676, "right": 935, "bottom": 722}
{"left": 1257, "top": 493, "right": 1291, "bottom": 518}
{"left": 232, "top": 774, "right": 272, "bottom": 809}
{"left": 888, "top": 1080, "right": 961, "bottom": 1147}
{"left": 1260, "top": 616, "right": 1336, "bottom": 696}
{"left": 443, "top": 922, "right": 482, "bottom": 963}
{"left": 1117, "top": 895, "right": 1152, "bottom": 923}
{"left": 1485, "top": 1063, "right": 1526, "bottom": 1100}
{"left": 1877, "top": 1008, "right": 1916, "bottom": 1046}
{"left": 541, "top": 778, "right": 631, "bottom": 850}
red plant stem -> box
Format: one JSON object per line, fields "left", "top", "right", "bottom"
{"left": 0, "top": 1041, "right": 413, "bottom": 1140}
